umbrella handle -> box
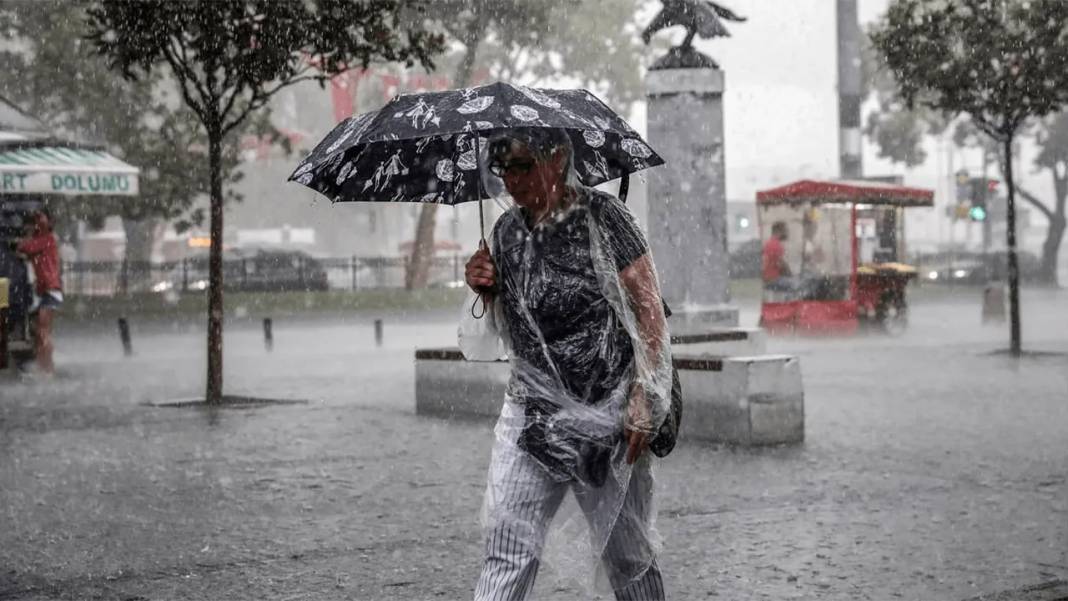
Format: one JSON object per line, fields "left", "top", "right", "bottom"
{"left": 470, "top": 238, "right": 490, "bottom": 320}
{"left": 470, "top": 292, "right": 487, "bottom": 320}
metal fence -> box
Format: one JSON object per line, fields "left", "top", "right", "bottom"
{"left": 60, "top": 255, "right": 468, "bottom": 297}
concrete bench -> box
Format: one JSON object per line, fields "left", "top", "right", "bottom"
{"left": 670, "top": 327, "right": 767, "bottom": 357}
{"left": 674, "top": 354, "right": 804, "bottom": 445}
{"left": 414, "top": 345, "right": 803, "bottom": 446}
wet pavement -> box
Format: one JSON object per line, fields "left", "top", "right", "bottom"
{"left": 1, "top": 288, "right": 1067, "bottom": 600}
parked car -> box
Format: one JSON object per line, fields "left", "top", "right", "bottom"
{"left": 915, "top": 250, "right": 1042, "bottom": 285}
{"left": 162, "top": 249, "right": 329, "bottom": 293}
{"left": 234, "top": 249, "right": 329, "bottom": 292}
{"left": 918, "top": 258, "right": 989, "bottom": 285}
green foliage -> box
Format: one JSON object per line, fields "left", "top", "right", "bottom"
{"left": 422, "top": 0, "right": 647, "bottom": 111}
{"left": 861, "top": 34, "right": 949, "bottom": 167}
{"left": 0, "top": 0, "right": 251, "bottom": 232}
{"left": 86, "top": 0, "right": 444, "bottom": 137}
{"left": 870, "top": 0, "right": 1068, "bottom": 141}
{"left": 83, "top": 0, "right": 446, "bottom": 399}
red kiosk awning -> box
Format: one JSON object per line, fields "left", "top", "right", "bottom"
{"left": 756, "top": 179, "right": 934, "bottom": 207}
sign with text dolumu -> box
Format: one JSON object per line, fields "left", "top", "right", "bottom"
{"left": 0, "top": 145, "right": 140, "bottom": 197}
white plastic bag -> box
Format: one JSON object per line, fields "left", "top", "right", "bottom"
{"left": 457, "top": 290, "right": 509, "bottom": 361}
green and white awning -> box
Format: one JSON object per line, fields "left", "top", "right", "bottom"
{"left": 0, "top": 145, "right": 139, "bottom": 197}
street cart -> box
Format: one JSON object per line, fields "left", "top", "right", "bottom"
{"left": 755, "top": 179, "right": 933, "bottom": 335}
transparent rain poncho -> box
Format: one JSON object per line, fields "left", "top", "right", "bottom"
{"left": 458, "top": 130, "right": 673, "bottom": 594}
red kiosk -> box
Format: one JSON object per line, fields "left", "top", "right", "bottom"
{"left": 755, "top": 179, "right": 934, "bottom": 335}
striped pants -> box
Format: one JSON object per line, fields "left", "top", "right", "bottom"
{"left": 474, "top": 403, "right": 665, "bottom": 601}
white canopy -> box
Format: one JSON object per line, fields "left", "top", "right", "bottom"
{"left": 0, "top": 142, "right": 140, "bottom": 197}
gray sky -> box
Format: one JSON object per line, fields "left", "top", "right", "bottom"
{"left": 670, "top": 0, "right": 889, "bottom": 201}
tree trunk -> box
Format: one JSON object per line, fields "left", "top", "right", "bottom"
{"left": 405, "top": 18, "right": 485, "bottom": 290}
{"left": 1004, "top": 137, "right": 1022, "bottom": 356}
{"left": 1039, "top": 213, "right": 1066, "bottom": 286}
{"left": 1039, "top": 169, "right": 1067, "bottom": 287}
{"left": 405, "top": 203, "right": 438, "bottom": 289}
{"left": 206, "top": 126, "right": 225, "bottom": 403}
{"left": 121, "top": 217, "right": 158, "bottom": 294}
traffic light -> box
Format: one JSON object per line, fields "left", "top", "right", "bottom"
{"left": 968, "top": 177, "right": 998, "bottom": 222}
{"left": 955, "top": 171, "right": 971, "bottom": 204}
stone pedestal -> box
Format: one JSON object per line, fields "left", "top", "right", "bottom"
{"left": 646, "top": 67, "right": 738, "bottom": 333}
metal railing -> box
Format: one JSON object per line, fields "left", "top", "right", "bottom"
{"left": 60, "top": 255, "right": 467, "bottom": 297}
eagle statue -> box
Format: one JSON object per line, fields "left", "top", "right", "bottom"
{"left": 642, "top": 0, "right": 746, "bottom": 69}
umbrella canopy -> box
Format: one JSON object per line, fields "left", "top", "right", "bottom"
{"left": 287, "top": 82, "right": 663, "bottom": 205}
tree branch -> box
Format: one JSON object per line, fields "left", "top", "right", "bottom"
{"left": 220, "top": 73, "right": 323, "bottom": 136}
{"left": 1016, "top": 186, "right": 1055, "bottom": 221}
{"left": 162, "top": 53, "right": 206, "bottom": 120}
{"left": 169, "top": 36, "right": 211, "bottom": 107}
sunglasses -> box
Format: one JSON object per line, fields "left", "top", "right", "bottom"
{"left": 489, "top": 157, "right": 537, "bottom": 177}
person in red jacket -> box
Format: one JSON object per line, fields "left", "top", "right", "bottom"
{"left": 14, "top": 208, "right": 62, "bottom": 375}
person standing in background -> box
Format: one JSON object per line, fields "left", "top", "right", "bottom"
{"left": 14, "top": 208, "right": 62, "bottom": 375}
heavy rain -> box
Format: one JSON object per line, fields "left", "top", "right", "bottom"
{"left": 0, "top": 1, "right": 1066, "bottom": 599}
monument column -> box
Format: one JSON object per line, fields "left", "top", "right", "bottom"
{"left": 646, "top": 63, "right": 738, "bottom": 333}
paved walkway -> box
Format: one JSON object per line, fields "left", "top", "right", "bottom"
{"left": 1, "top": 289, "right": 1066, "bottom": 600}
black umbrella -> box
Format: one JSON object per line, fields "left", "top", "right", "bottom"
{"left": 288, "top": 82, "right": 662, "bottom": 238}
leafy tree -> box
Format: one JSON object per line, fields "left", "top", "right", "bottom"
{"left": 404, "top": 0, "right": 649, "bottom": 289}
{"left": 0, "top": 0, "right": 258, "bottom": 285}
{"left": 861, "top": 36, "right": 949, "bottom": 168}
{"left": 864, "top": 31, "right": 1065, "bottom": 286}
{"left": 871, "top": 0, "right": 1068, "bottom": 355}
{"left": 86, "top": 0, "right": 444, "bottom": 402}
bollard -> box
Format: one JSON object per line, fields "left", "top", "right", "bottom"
{"left": 117, "top": 317, "right": 133, "bottom": 356}
{"left": 982, "top": 285, "right": 1006, "bottom": 324}
{"left": 0, "top": 307, "right": 8, "bottom": 370}
{"left": 263, "top": 317, "right": 273, "bottom": 352}
{"left": 0, "top": 278, "right": 8, "bottom": 370}
{"left": 374, "top": 318, "right": 383, "bottom": 347}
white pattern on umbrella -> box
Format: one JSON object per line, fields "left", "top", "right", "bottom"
{"left": 582, "top": 130, "right": 606, "bottom": 148}
{"left": 416, "top": 136, "right": 436, "bottom": 154}
{"left": 457, "top": 150, "right": 478, "bottom": 171}
{"left": 475, "top": 121, "right": 495, "bottom": 130}
{"left": 582, "top": 150, "right": 610, "bottom": 181}
{"left": 348, "top": 111, "right": 376, "bottom": 138}
{"left": 293, "top": 161, "right": 315, "bottom": 177}
{"left": 335, "top": 161, "right": 355, "bottom": 185}
{"left": 324, "top": 151, "right": 346, "bottom": 172}
{"left": 395, "top": 99, "right": 441, "bottom": 129}
{"left": 436, "top": 158, "right": 457, "bottom": 182}
{"left": 457, "top": 96, "right": 495, "bottom": 114}
{"left": 419, "top": 192, "right": 442, "bottom": 203}
{"left": 297, "top": 172, "right": 314, "bottom": 185}
{"left": 326, "top": 129, "right": 354, "bottom": 154}
{"left": 594, "top": 116, "right": 611, "bottom": 130}
{"left": 510, "top": 105, "right": 540, "bottom": 122}
{"left": 621, "top": 138, "right": 653, "bottom": 159}
{"left": 516, "top": 85, "right": 562, "bottom": 109}
{"left": 364, "top": 150, "right": 409, "bottom": 193}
